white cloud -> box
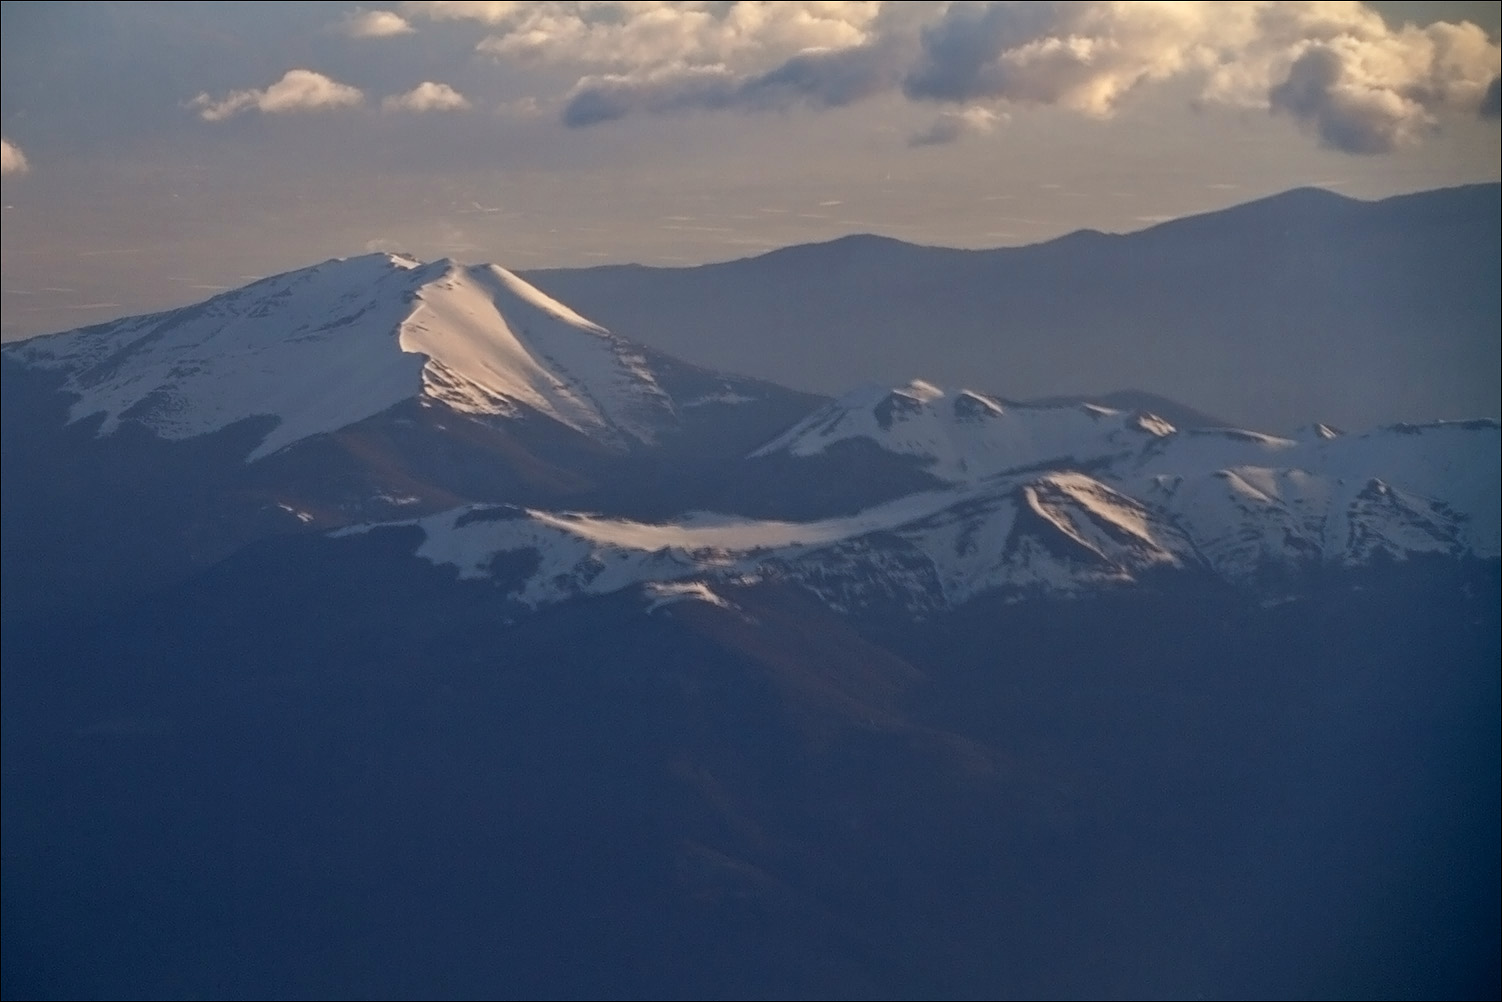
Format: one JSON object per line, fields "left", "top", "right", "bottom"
{"left": 496, "top": 96, "right": 545, "bottom": 119}
{"left": 1205, "top": 8, "right": 1501, "bottom": 152}
{"left": 342, "top": 10, "right": 415, "bottom": 38}
{"left": 903, "top": 2, "right": 1501, "bottom": 153}
{"left": 1, "top": 137, "right": 29, "bottom": 176}
{"left": 408, "top": 1, "right": 525, "bottom": 26}
{"left": 414, "top": 1, "right": 878, "bottom": 72}
{"left": 405, "top": 2, "right": 1500, "bottom": 155}
{"left": 191, "top": 69, "right": 365, "bottom": 122}
{"left": 382, "top": 82, "right": 472, "bottom": 112}
{"left": 904, "top": 2, "right": 1225, "bottom": 114}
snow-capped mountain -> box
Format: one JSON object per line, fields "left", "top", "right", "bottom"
{"left": 341, "top": 399, "right": 1499, "bottom": 616}
{"left": 3, "top": 254, "right": 1497, "bottom": 623}
{"left": 5, "top": 226, "right": 1497, "bottom": 1001}
{"left": 7, "top": 253, "right": 725, "bottom": 460}
{"left": 0, "top": 253, "right": 822, "bottom": 621}
{"left": 751, "top": 379, "right": 1178, "bottom": 483}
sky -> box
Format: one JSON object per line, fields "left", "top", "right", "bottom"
{"left": 2, "top": 1, "right": 1499, "bottom": 342}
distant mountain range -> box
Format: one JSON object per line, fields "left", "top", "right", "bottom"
{"left": 525, "top": 183, "right": 1501, "bottom": 433}
{"left": 2, "top": 206, "right": 1497, "bottom": 999}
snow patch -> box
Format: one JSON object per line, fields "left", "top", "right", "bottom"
{"left": 643, "top": 580, "right": 733, "bottom": 613}
{"left": 276, "top": 502, "right": 316, "bottom": 524}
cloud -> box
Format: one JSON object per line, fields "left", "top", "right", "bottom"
{"left": 561, "top": 42, "right": 900, "bottom": 126}
{"left": 1263, "top": 18, "right": 1502, "bottom": 152}
{"left": 903, "top": 2, "right": 1221, "bottom": 115}
{"left": 1267, "top": 46, "right": 1419, "bottom": 154}
{"left": 909, "top": 107, "right": 1004, "bottom": 147}
{"left": 563, "top": 65, "right": 737, "bottom": 127}
{"left": 420, "top": 1, "right": 878, "bottom": 71}
{"left": 342, "top": 10, "right": 415, "bottom": 38}
{"left": 1, "top": 137, "right": 29, "bottom": 176}
{"left": 1481, "top": 76, "right": 1501, "bottom": 118}
{"left": 737, "top": 41, "right": 903, "bottom": 109}
{"left": 902, "top": 1, "right": 1500, "bottom": 150}
{"left": 191, "top": 70, "right": 365, "bottom": 122}
{"left": 411, "top": 2, "right": 1501, "bottom": 154}
{"left": 382, "top": 82, "right": 471, "bottom": 112}
{"left": 407, "top": 2, "right": 526, "bottom": 27}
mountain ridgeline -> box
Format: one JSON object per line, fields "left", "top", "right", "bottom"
{"left": 2, "top": 194, "right": 1498, "bottom": 1000}
{"left": 1, "top": 252, "right": 1494, "bottom": 621}
{"left": 525, "top": 183, "right": 1501, "bottom": 433}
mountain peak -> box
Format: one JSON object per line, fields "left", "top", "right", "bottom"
{"left": 753, "top": 380, "right": 1193, "bottom": 484}
{"left": 4, "top": 255, "right": 677, "bottom": 461}
{"left": 402, "top": 260, "right": 674, "bottom": 446}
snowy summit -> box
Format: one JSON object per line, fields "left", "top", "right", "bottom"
{"left": 6, "top": 253, "right": 678, "bottom": 460}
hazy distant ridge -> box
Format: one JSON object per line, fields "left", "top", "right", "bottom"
{"left": 525, "top": 184, "right": 1501, "bottom": 432}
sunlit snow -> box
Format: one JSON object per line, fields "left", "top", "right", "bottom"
{"left": 10, "top": 253, "right": 677, "bottom": 461}
{"left": 338, "top": 410, "right": 1501, "bottom": 614}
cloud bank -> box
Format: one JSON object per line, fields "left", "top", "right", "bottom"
{"left": 418, "top": 0, "right": 878, "bottom": 70}
{"left": 192, "top": 70, "right": 365, "bottom": 122}
{"left": 407, "top": 1, "right": 1500, "bottom": 154}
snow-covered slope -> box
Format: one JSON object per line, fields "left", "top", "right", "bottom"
{"left": 4, "top": 254, "right": 682, "bottom": 460}
{"left": 8, "top": 257, "right": 1495, "bottom": 620}
{"left": 342, "top": 415, "right": 1500, "bottom": 616}
{"left": 401, "top": 263, "right": 675, "bottom": 447}
{"left": 751, "top": 380, "right": 1177, "bottom": 482}
{"left": 752, "top": 382, "right": 1495, "bottom": 520}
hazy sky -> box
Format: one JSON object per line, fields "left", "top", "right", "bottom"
{"left": 3, "top": 1, "right": 1498, "bottom": 341}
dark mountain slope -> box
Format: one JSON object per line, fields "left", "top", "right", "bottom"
{"left": 3, "top": 528, "right": 1495, "bottom": 999}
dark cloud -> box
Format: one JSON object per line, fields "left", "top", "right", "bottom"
{"left": 1483, "top": 75, "right": 1501, "bottom": 118}
{"left": 562, "top": 45, "right": 895, "bottom": 128}
{"left": 902, "top": 2, "right": 1061, "bottom": 103}
{"left": 1269, "top": 47, "right": 1419, "bottom": 155}
{"left": 738, "top": 44, "right": 898, "bottom": 110}
{"left": 562, "top": 67, "right": 737, "bottom": 127}
{"left": 561, "top": 88, "right": 631, "bottom": 128}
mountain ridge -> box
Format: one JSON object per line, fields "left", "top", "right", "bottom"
{"left": 4, "top": 250, "right": 1496, "bottom": 623}
{"left": 0, "top": 260, "right": 826, "bottom": 621}
{"left": 6, "top": 254, "right": 690, "bottom": 460}
{"left": 523, "top": 182, "right": 1501, "bottom": 431}
{"left": 335, "top": 415, "right": 1498, "bottom": 617}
